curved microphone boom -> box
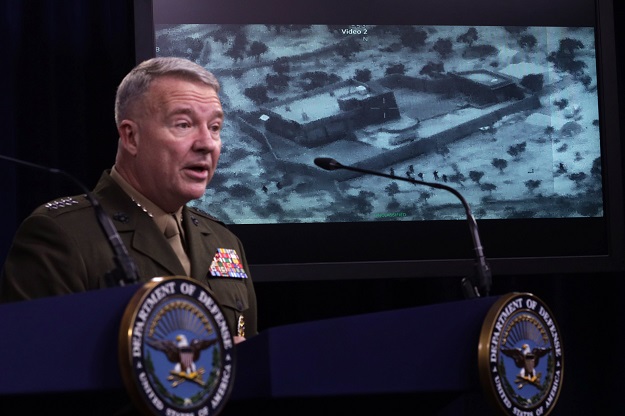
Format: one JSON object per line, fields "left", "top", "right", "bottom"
{"left": 314, "top": 157, "right": 491, "bottom": 298}
{"left": 1, "top": 154, "right": 139, "bottom": 287}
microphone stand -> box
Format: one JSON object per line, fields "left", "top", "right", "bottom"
{"left": 314, "top": 157, "right": 491, "bottom": 298}
{"left": 1, "top": 154, "right": 139, "bottom": 287}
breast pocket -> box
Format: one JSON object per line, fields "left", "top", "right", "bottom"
{"left": 206, "top": 276, "right": 250, "bottom": 312}
{"left": 204, "top": 276, "right": 249, "bottom": 335}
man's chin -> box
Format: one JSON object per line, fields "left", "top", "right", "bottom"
{"left": 185, "top": 186, "right": 209, "bottom": 201}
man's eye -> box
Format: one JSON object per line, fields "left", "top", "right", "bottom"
{"left": 176, "top": 122, "right": 191, "bottom": 129}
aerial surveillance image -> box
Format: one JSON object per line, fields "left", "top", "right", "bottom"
{"left": 156, "top": 23, "right": 602, "bottom": 225}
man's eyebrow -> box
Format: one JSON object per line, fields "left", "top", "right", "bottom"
{"left": 169, "top": 107, "right": 224, "bottom": 119}
{"left": 169, "top": 107, "right": 193, "bottom": 116}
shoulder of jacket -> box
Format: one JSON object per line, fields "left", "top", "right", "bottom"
{"left": 187, "top": 205, "right": 227, "bottom": 226}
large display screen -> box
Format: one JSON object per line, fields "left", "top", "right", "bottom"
{"left": 134, "top": 0, "right": 624, "bottom": 282}
{"left": 159, "top": 24, "right": 601, "bottom": 223}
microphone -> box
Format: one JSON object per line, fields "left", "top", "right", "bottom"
{"left": 1, "top": 154, "right": 139, "bottom": 287}
{"left": 314, "top": 157, "right": 491, "bottom": 298}
{"left": 314, "top": 157, "right": 343, "bottom": 171}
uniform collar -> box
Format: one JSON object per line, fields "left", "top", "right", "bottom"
{"left": 110, "top": 166, "right": 184, "bottom": 235}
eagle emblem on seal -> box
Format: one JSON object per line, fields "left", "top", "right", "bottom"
{"left": 501, "top": 343, "right": 552, "bottom": 389}
{"left": 147, "top": 334, "right": 218, "bottom": 387}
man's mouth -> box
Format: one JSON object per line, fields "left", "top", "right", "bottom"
{"left": 184, "top": 163, "right": 210, "bottom": 179}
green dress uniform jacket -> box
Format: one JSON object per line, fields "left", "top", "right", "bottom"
{"left": 0, "top": 170, "right": 257, "bottom": 338}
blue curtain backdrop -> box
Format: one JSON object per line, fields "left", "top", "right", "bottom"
{"left": 1, "top": 1, "right": 625, "bottom": 415}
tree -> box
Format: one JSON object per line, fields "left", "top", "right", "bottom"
{"left": 385, "top": 182, "right": 400, "bottom": 198}
{"left": 418, "top": 191, "right": 432, "bottom": 204}
{"left": 554, "top": 98, "right": 569, "bottom": 110}
{"left": 272, "top": 57, "right": 291, "bottom": 74}
{"left": 420, "top": 61, "right": 445, "bottom": 77}
{"left": 469, "top": 170, "right": 485, "bottom": 184}
{"left": 266, "top": 73, "right": 290, "bottom": 92}
{"left": 457, "top": 27, "right": 478, "bottom": 47}
{"left": 264, "top": 24, "right": 282, "bottom": 33}
{"left": 547, "top": 38, "right": 587, "bottom": 75}
{"left": 518, "top": 34, "right": 537, "bottom": 50}
{"left": 229, "top": 183, "right": 256, "bottom": 198}
{"left": 399, "top": 27, "right": 428, "bottom": 50}
{"left": 386, "top": 199, "right": 401, "bottom": 211}
{"left": 432, "top": 38, "right": 453, "bottom": 58}
{"left": 591, "top": 157, "right": 601, "bottom": 178}
{"left": 336, "top": 37, "right": 362, "bottom": 60}
{"left": 248, "top": 41, "right": 268, "bottom": 61}
{"left": 448, "top": 172, "right": 466, "bottom": 187}
{"left": 507, "top": 142, "right": 527, "bottom": 160}
{"left": 568, "top": 172, "right": 587, "bottom": 187}
{"left": 480, "top": 183, "right": 497, "bottom": 194}
{"left": 521, "top": 74, "right": 544, "bottom": 92}
{"left": 225, "top": 32, "right": 248, "bottom": 62}
{"left": 244, "top": 85, "right": 270, "bottom": 104}
{"left": 299, "top": 71, "right": 340, "bottom": 91}
{"left": 559, "top": 38, "right": 585, "bottom": 55}
{"left": 524, "top": 179, "right": 541, "bottom": 194}
{"left": 211, "top": 29, "right": 230, "bottom": 44}
{"left": 462, "top": 44, "right": 498, "bottom": 59}
{"left": 285, "top": 24, "right": 312, "bottom": 33}
{"left": 578, "top": 202, "right": 601, "bottom": 217}
{"left": 492, "top": 158, "right": 508, "bottom": 173}
{"left": 503, "top": 26, "right": 528, "bottom": 35}
{"left": 385, "top": 63, "right": 406, "bottom": 76}
{"left": 350, "top": 190, "right": 375, "bottom": 215}
{"left": 354, "top": 68, "right": 372, "bottom": 82}
{"left": 436, "top": 145, "right": 450, "bottom": 159}
{"left": 579, "top": 74, "right": 593, "bottom": 89}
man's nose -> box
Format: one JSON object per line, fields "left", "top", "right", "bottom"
{"left": 194, "top": 125, "right": 218, "bottom": 152}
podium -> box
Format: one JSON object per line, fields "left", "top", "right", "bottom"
{"left": 0, "top": 285, "right": 501, "bottom": 415}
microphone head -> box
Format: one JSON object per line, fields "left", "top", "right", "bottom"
{"left": 314, "top": 157, "right": 342, "bottom": 171}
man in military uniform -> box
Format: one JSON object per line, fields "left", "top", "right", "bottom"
{"left": 0, "top": 57, "right": 256, "bottom": 341}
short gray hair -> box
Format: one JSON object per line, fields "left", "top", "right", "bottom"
{"left": 114, "top": 57, "right": 220, "bottom": 126}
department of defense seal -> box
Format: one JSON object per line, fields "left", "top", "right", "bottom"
{"left": 478, "top": 293, "right": 563, "bottom": 416}
{"left": 119, "top": 276, "right": 236, "bottom": 416}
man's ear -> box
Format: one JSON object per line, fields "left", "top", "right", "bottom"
{"left": 118, "top": 120, "right": 139, "bottom": 156}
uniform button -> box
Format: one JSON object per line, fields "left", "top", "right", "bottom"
{"left": 113, "top": 212, "right": 130, "bottom": 223}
